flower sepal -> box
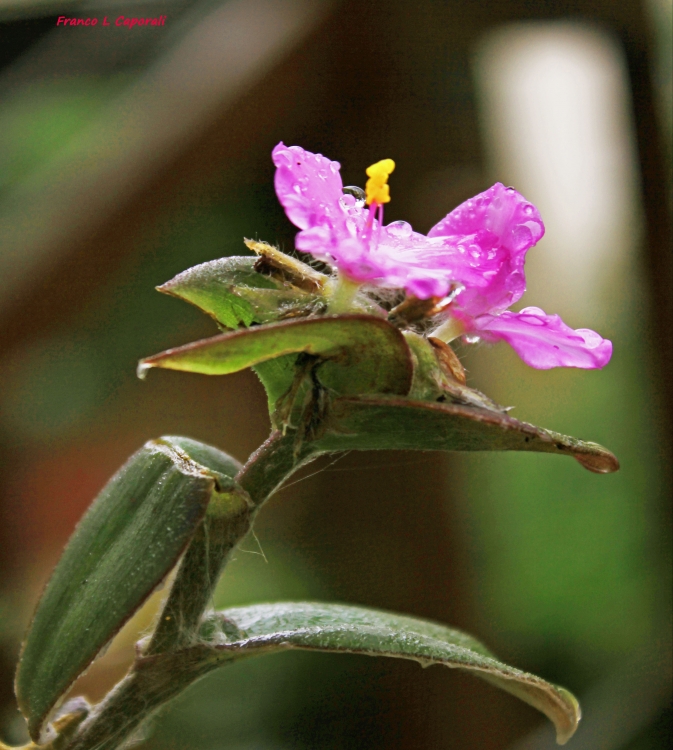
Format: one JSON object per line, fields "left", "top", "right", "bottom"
{"left": 403, "top": 331, "right": 507, "bottom": 412}
{"left": 138, "top": 303, "right": 618, "bottom": 473}
{"left": 158, "top": 247, "right": 327, "bottom": 330}
{"left": 312, "top": 394, "right": 619, "bottom": 474}
{"left": 137, "top": 314, "right": 414, "bottom": 416}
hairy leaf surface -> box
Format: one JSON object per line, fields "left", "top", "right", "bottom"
{"left": 17, "top": 437, "right": 243, "bottom": 741}
{"left": 138, "top": 316, "right": 413, "bottom": 398}
{"left": 314, "top": 396, "right": 619, "bottom": 473}
{"left": 158, "top": 602, "right": 581, "bottom": 745}
{"left": 158, "top": 256, "right": 322, "bottom": 328}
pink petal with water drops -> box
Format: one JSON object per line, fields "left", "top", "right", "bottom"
{"left": 272, "top": 143, "right": 346, "bottom": 233}
{"left": 429, "top": 182, "right": 544, "bottom": 261}
{"left": 473, "top": 307, "right": 613, "bottom": 369}
{"left": 428, "top": 183, "right": 545, "bottom": 315}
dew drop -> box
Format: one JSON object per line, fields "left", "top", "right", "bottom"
{"left": 464, "top": 334, "right": 481, "bottom": 344}
{"left": 511, "top": 224, "right": 533, "bottom": 250}
{"left": 523, "top": 204, "right": 534, "bottom": 215}
{"left": 573, "top": 450, "right": 620, "bottom": 474}
{"left": 343, "top": 186, "right": 366, "bottom": 201}
{"left": 275, "top": 150, "right": 293, "bottom": 166}
{"left": 386, "top": 220, "right": 412, "bottom": 238}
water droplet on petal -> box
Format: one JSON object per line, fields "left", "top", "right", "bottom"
{"left": 522, "top": 204, "right": 534, "bottom": 215}
{"left": 511, "top": 224, "right": 533, "bottom": 250}
{"left": 527, "top": 219, "right": 544, "bottom": 240}
{"left": 386, "top": 220, "right": 412, "bottom": 238}
{"left": 577, "top": 329, "right": 602, "bottom": 348}
{"left": 275, "top": 150, "right": 293, "bottom": 166}
{"left": 520, "top": 306, "right": 545, "bottom": 315}
{"left": 343, "top": 185, "right": 366, "bottom": 201}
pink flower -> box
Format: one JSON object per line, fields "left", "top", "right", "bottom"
{"left": 272, "top": 142, "right": 612, "bottom": 370}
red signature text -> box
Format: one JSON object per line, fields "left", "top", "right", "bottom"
{"left": 56, "top": 16, "right": 167, "bottom": 28}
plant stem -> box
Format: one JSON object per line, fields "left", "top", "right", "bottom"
{"left": 145, "top": 507, "right": 251, "bottom": 655}
{"left": 326, "top": 272, "right": 362, "bottom": 314}
{"left": 236, "top": 429, "right": 315, "bottom": 507}
{"left": 147, "top": 430, "right": 312, "bottom": 654}
{"left": 62, "top": 430, "right": 316, "bottom": 750}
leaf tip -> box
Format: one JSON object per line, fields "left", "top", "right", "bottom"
{"left": 136, "top": 360, "right": 152, "bottom": 380}
{"left": 552, "top": 686, "right": 581, "bottom": 745}
{"left": 572, "top": 444, "right": 620, "bottom": 474}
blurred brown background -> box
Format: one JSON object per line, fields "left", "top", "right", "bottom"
{"left": 0, "top": 0, "right": 670, "bottom": 748}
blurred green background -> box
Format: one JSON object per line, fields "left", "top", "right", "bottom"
{"left": 0, "top": 1, "right": 670, "bottom": 748}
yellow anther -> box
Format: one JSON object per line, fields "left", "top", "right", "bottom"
{"left": 365, "top": 158, "right": 395, "bottom": 205}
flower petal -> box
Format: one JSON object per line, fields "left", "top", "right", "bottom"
{"left": 429, "top": 182, "right": 544, "bottom": 258}
{"left": 272, "top": 143, "right": 346, "bottom": 232}
{"left": 428, "top": 183, "right": 545, "bottom": 316}
{"left": 473, "top": 307, "right": 613, "bottom": 369}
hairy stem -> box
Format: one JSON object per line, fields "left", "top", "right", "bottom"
{"left": 147, "top": 430, "right": 312, "bottom": 653}
{"left": 236, "top": 429, "right": 315, "bottom": 507}
{"left": 145, "top": 509, "right": 251, "bottom": 655}
{"left": 326, "top": 272, "right": 362, "bottom": 314}
{"left": 62, "top": 430, "right": 317, "bottom": 750}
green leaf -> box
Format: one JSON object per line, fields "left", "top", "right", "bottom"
{"left": 158, "top": 257, "right": 322, "bottom": 328}
{"left": 313, "top": 396, "right": 619, "bottom": 473}
{"left": 138, "top": 315, "right": 413, "bottom": 399}
{"left": 161, "top": 435, "right": 242, "bottom": 484}
{"left": 252, "top": 354, "right": 302, "bottom": 414}
{"left": 16, "top": 436, "right": 243, "bottom": 742}
{"left": 162, "top": 602, "right": 581, "bottom": 744}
